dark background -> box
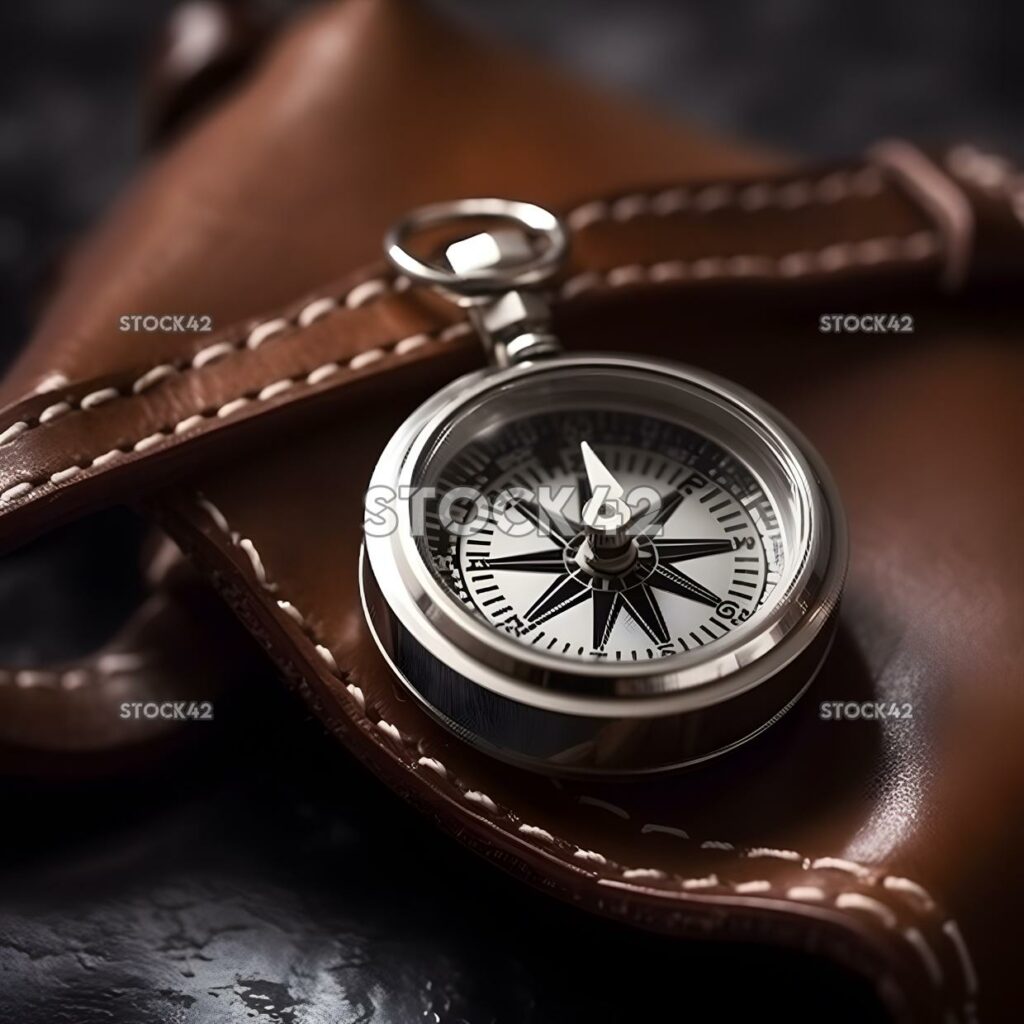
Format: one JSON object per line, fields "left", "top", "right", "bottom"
{"left": 0, "top": 2, "right": 1019, "bottom": 1021}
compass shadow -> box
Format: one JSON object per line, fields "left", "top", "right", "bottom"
{"left": 574, "top": 621, "right": 884, "bottom": 852}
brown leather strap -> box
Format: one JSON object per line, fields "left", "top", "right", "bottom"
{"left": 0, "top": 148, "right": 1016, "bottom": 554}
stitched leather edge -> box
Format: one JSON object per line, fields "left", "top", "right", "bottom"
{"left": 184, "top": 491, "right": 979, "bottom": 1024}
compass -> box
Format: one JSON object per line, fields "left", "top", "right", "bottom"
{"left": 361, "top": 200, "right": 846, "bottom": 775}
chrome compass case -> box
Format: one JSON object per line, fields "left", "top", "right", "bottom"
{"left": 361, "top": 200, "right": 847, "bottom": 775}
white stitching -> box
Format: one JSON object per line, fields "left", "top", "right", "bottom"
{"left": 80, "top": 387, "right": 118, "bottom": 410}
{"left": 0, "top": 665, "right": 118, "bottom": 690}
{"left": 246, "top": 317, "right": 289, "bottom": 350}
{"left": 348, "top": 348, "right": 385, "bottom": 370}
{"left": 787, "top": 885, "right": 827, "bottom": 902}
{"left": 192, "top": 341, "right": 236, "bottom": 369}
{"left": 746, "top": 847, "right": 803, "bottom": 863}
{"left": 394, "top": 332, "right": 432, "bottom": 355}
{"left": 640, "top": 823, "right": 690, "bottom": 840}
{"left": 31, "top": 371, "right": 69, "bottom": 395}
{"left": 216, "top": 397, "right": 250, "bottom": 419}
{"left": 49, "top": 466, "right": 83, "bottom": 485}
{"left": 836, "top": 893, "right": 898, "bottom": 929}
{"left": 0, "top": 421, "right": 29, "bottom": 446}
{"left": 90, "top": 449, "right": 120, "bottom": 469}
{"left": 0, "top": 223, "right": 938, "bottom": 470}
{"left": 904, "top": 927, "right": 944, "bottom": 986}
{"left": 417, "top": 756, "right": 446, "bottom": 778}
{"left": 884, "top": 875, "right": 936, "bottom": 910}
{"left": 257, "top": 379, "right": 293, "bottom": 402}
{"left": 306, "top": 363, "right": 340, "bottom": 385}
{"left": 237, "top": 538, "right": 267, "bottom": 585}
{"left": 622, "top": 868, "right": 667, "bottom": 881}
{"left": 297, "top": 296, "right": 336, "bottom": 326}
{"left": 681, "top": 875, "right": 719, "bottom": 890}
{"left": 0, "top": 482, "right": 33, "bottom": 503}
{"left": 439, "top": 322, "right": 473, "bottom": 343}
{"left": 734, "top": 880, "right": 772, "bottom": 894}
{"left": 276, "top": 600, "right": 304, "bottom": 625}
{"left": 192, "top": 494, "right": 978, "bottom": 1021}
{"left": 558, "top": 231, "right": 938, "bottom": 299}
{"left": 942, "top": 920, "right": 978, "bottom": 996}
{"left": 465, "top": 790, "right": 499, "bottom": 814}
{"left": 345, "top": 278, "right": 390, "bottom": 309}
{"left": 518, "top": 823, "right": 555, "bottom": 843}
{"left": 132, "top": 364, "right": 177, "bottom": 394}
{"left": 0, "top": 325, "right": 457, "bottom": 506}
{"left": 376, "top": 719, "right": 402, "bottom": 744}
{"left": 0, "top": 276, "right": 397, "bottom": 449}
{"left": 174, "top": 414, "right": 206, "bottom": 436}
{"left": 811, "top": 856, "right": 873, "bottom": 879}
{"left": 39, "top": 402, "right": 71, "bottom": 424}
{"left": 566, "top": 166, "right": 884, "bottom": 230}
{"left": 315, "top": 644, "right": 337, "bottom": 671}
{"left": 133, "top": 433, "right": 165, "bottom": 453}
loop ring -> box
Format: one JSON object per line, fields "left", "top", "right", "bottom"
{"left": 384, "top": 198, "right": 568, "bottom": 295}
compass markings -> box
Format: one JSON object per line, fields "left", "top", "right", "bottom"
{"left": 474, "top": 548, "right": 564, "bottom": 572}
{"left": 649, "top": 564, "right": 720, "bottom": 607}
{"left": 655, "top": 538, "right": 733, "bottom": 562}
{"left": 435, "top": 407, "right": 772, "bottom": 661}
{"left": 524, "top": 573, "right": 590, "bottom": 626}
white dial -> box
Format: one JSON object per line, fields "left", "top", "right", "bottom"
{"left": 422, "top": 408, "right": 784, "bottom": 663}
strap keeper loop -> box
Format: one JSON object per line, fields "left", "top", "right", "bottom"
{"left": 867, "top": 139, "right": 974, "bottom": 291}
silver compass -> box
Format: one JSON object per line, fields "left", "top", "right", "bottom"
{"left": 361, "top": 199, "right": 846, "bottom": 775}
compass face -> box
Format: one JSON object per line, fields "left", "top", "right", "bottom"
{"left": 364, "top": 354, "right": 845, "bottom": 772}
{"left": 419, "top": 408, "right": 784, "bottom": 664}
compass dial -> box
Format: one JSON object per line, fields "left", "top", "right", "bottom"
{"left": 364, "top": 354, "right": 845, "bottom": 773}
{"left": 421, "top": 409, "right": 784, "bottom": 663}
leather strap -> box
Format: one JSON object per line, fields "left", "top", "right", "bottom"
{"left": 0, "top": 147, "right": 1017, "bottom": 555}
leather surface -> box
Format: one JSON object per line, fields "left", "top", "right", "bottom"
{"left": 2, "top": 2, "right": 1022, "bottom": 1020}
